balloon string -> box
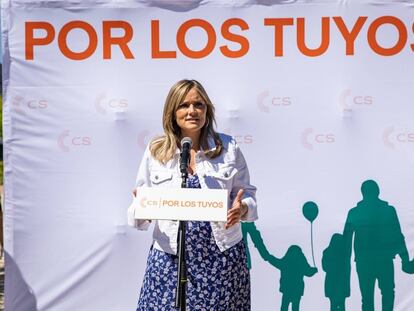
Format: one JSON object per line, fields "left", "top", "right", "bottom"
{"left": 311, "top": 222, "right": 316, "bottom": 267}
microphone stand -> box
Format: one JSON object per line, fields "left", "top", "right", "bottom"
{"left": 175, "top": 169, "right": 188, "bottom": 310}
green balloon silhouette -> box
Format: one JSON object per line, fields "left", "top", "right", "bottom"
{"left": 303, "top": 201, "right": 319, "bottom": 223}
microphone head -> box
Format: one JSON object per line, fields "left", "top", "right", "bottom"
{"left": 180, "top": 137, "right": 193, "bottom": 148}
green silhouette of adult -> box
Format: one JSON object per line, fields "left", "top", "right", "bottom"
{"left": 267, "top": 245, "right": 317, "bottom": 311}
{"left": 343, "top": 180, "right": 409, "bottom": 311}
{"left": 322, "top": 233, "right": 350, "bottom": 311}
{"left": 241, "top": 222, "right": 271, "bottom": 269}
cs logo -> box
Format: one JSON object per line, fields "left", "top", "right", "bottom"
{"left": 301, "top": 128, "right": 335, "bottom": 150}
{"left": 223, "top": 128, "right": 253, "bottom": 145}
{"left": 11, "top": 95, "right": 48, "bottom": 115}
{"left": 137, "top": 130, "right": 151, "bottom": 149}
{"left": 339, "top": 89, "right": 373, "bottom": 112}
{"left": 95, "top": 92, "right": 128, "bottom": 115}
{"left": 140, "top": 197, "right": 158, "bottom": 208}
{"left": 383, "top": 126, "right": 414, "bottom": 150}
{"left": 57, "top": 130, "right": 92, "bottom": 152}
{"left": 257, "top": 90, "right": 292, "bottom": 113}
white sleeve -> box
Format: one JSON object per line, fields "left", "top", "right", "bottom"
{"left": 231, "top": 141, "right": 258, "bottom": 222}
{"left": 127, "top": 145, "right": 152, "bottom": 230}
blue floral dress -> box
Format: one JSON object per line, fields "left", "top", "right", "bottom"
{"left": 136, "top": 175, "right": 250, "bottom": 311}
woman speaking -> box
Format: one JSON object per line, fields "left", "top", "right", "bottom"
{"left": 128, "top": 79, "right": 257, "bottom": 310}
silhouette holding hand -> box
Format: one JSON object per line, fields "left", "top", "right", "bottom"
{"left": 402, "top": 257, "right": 414, "bottom": 274}
{"left": 343, "top": 180, "right": 409, "bottom": 311}
{"left": 322, "top": 233, "right": 350, "bottom": 311}
{"left": 267, "top": 245, "right": 317, "bottom": 311}
{"left": 242, "top": 222, "right": 271, "bottom": 269}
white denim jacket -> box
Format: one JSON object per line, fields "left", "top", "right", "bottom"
{"left": 127, "top": 133, "right": 257, "bottom": 254}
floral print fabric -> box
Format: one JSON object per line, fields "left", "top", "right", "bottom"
{"left": 136, "top": 175, "right": 250, "bottom": 310}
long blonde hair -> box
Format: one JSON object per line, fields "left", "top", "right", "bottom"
{"left": 150, "top": 79, "right": 223, "bottom": 163}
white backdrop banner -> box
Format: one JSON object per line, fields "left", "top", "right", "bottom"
{"left": 2, "top": 0, "right": 414, "bottom": 310}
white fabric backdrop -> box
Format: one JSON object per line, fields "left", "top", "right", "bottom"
{"left": 2, "top": 0, "right": 414, "bottom": 310}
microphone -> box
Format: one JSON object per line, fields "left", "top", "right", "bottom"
{"left": 180, "top": 137, "right": 192, "bottom": 174}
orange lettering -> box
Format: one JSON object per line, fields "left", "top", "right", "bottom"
{"left": 58, "top": 21, "right": 98, "bottom": 60}
{"left": 220, "top": 18, "right": 249, "bottom": 58}
{"left": 367, "top": 16, "right": 407, "bottom": 56}
{"left": 151, "top": 20, "right": 176, "bottom": 58}
{"left": 297, "top": 17, "right": 330, "bottom": 57}
{"left": 264, "top": 18, "right": 294, "bottom": 57}
{"left": 412, "top": 22, "right": 414, "bottom": 52}
{"left": 103, "top": 21, "right": 134, "bottom": 59}
{"left": 333, "top": 16, "right": 367, "bottom": 55}
{"left": 25, "top": 22, "right": 55, "bottom": 60}
{"left": 177, "top": 19, "right": 216, "bottom": 59}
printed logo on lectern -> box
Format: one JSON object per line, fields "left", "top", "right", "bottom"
{"left": 301, "top": 128, "right": 335, "bottom": 150}
{"left": 57, "top": 129, "right": 92, "bottom": 152}
{"left": 383, "top": 126, "right": 414, "bottom": 150}
{"left": 11, "top": 95, "right": 49, "bottom": 115}
{"left": 94, "top": 92, "right": 129, "bottom": 115}
{"left": 140, "top": 197, "right": 147, "bottom": 208}
{"left": 339, "top": 89, "right": 373, "bottom": 112}
{"left": 257, "top": 90, "right": 292, "bottom": 113}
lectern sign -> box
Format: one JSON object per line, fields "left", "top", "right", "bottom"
{"left": 133, "top": 187, "right": 228, "bottom": 221}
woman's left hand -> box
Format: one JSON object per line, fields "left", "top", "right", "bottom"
{"left": 225, "top": 189, "right": 247, "bottom": 229}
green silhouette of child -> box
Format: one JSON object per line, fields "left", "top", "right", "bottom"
{"left": 268, "top": 245, "right": 317, "bottom": 311}
{"left": 322, "top": 233, "right": 351, "bottom": 311}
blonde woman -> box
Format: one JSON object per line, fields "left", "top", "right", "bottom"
{"left": 128, "top": 79, "right": 257, "bottom": 310}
